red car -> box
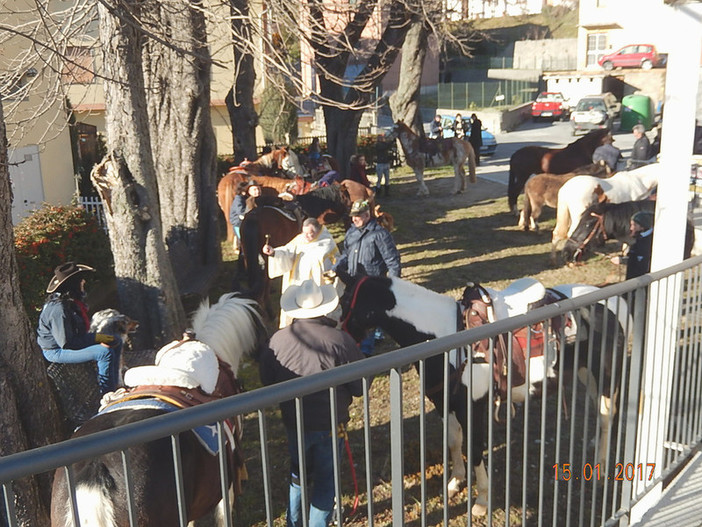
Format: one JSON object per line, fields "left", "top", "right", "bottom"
{"left": 531, "top": 92, "right": 569, "bottom": 121}
{"left": 598, "top": 44, "right": 664, "bottom": 71}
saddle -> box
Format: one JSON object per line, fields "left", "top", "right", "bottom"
{"left": 460, "top": 279, "right": 559, "bottom": 404}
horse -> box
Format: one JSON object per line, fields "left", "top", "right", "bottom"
{"left": 339, "top": 179, "right": 375, "bottom": 210}
{"left": 508, "top": 129, "right": 610, "bottom": 215}
{"left": 50, "top": 294, "right": 267, "bottom": 527}
{"left": 239, "top": 187, "right": 350, "bottom": 313}
{"left": 217, "top": 171, "right": 313, "bottom": 242}
{"left": 238, "top": 146, "right": 305, "bottom": 178}
{"left": 519, "top": 162, "right": 611, "bottom": 232}
{"left": 338, "top": 274, "right": 626, "bottom": 516}
{"left": 386, "top": 121, "right": 476, "bottom": 196}
{"left": 550, "top": 163, "right": 660, "bottom": 264}
{"left": 561, "top": 200, "right": 695, "bottom": 264}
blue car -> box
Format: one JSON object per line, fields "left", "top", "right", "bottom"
{"left": 426, "top": 115, "right": 497, "bottom": 156}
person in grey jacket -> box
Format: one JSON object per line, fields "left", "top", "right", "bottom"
{"left": 334, "top": 199, "right": 401, "bottom": 279}
{"left": 37, "top": 262, "right": 122, "bottom": 395}
{"left": 259, "top": 280, "right": 364, "bottom": 527}
{"left": 334, "top": 199, "right": 400, "bottom": 354}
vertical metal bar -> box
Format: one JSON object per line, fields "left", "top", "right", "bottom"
{"left": 522, "top": 324, "right": 532, "bottom": 527}
{"left": 578, "top": 305, "right": 597, "bottom": 527}
{"left": 64, "top": 464, "right": 80, "bottom": 526}
{"left": 170, "top": 434, "right": 188, "bottom": 527}
{"left": 216, "top": 421, "right": 233, "bottom": 527}
{"left": 329, "top": 387, "right": 343, "bottom": 527}
{"left": 258, "top": 410, "right": 275, "bottom": 527}
{"left": 465, "top": 348, "right": 474, "bottom": 527}
{"left": 390, "top": 367, "right": 404, "bottom": 527}
{"left": 552, "top": 317, "right": 566, "bottom": 527}
{"left": 442, "top": 352, "right": 450, "bottom": 526}
{"left": 295, "top": 398, "right": 309, "bottom": 527}
{"left": 691, "top": 266, "right": 702, "bottom": 441}
{"left": 363, "top": 376, "right": 375, "bottom": 527}
{"left": 505, "top": 330, "right": 513, "bottom": 522}
{"left": 566, "top": 310, "right": 583, "bottom": 527}
{"left": 418, "top": 361, "right": 427, "bottom": 527}
{"left": 120, "top": 449, "right": 138, "bottom": 527}
{"left": 538, "top": 327, "right": 549, "bottom": 527}
{"left": 487, "top": 336, "right": 495, "bottom": 527}
{"left": 2, "top": 483, "right": 18, "bottom": 527}
{"left": 620, "top": 289, "right": 647, "bottom": 515}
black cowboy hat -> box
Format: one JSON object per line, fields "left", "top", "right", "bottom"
{"left": 46, "top": 262, "right": 95, "bottom": 293}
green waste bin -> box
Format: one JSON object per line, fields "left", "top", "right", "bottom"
{"left": 620, "top": 94, "right": 654, "bottom": 132}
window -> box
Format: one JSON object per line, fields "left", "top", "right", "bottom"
{"left": 62, "top": 46, "right": 95, "bottom": 84}
{"left": 586, "top": 33, "right": 608, "bottom": 67}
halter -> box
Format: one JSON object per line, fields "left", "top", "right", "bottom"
{"left": 340, "top": 276, "right": 371, "bottom": 335}
{"left": 567, "top": 212, "right": 607, "bottom": 261}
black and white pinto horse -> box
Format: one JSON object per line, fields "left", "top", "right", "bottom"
{"left": 561, "top": 199, "right": 695, "bottom": 264}
{"left": 339, "top": 275, "right": 627, "bottom": 516}
{"left": 50, "top": 294, "right": 266, "bottom": 527}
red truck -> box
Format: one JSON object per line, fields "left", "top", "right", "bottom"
{"left": 531, "top": 92, "right": 569, "bottom": 122}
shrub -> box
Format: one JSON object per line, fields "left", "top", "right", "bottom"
{"left": 14, "top": 204, "right": 114, "bottom": 324}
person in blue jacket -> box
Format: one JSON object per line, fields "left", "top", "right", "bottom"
{"left": 37, "top": 262, "right": 123, "bottom": 395}
{"left": 334, "top": 199, "right": 401, "bottom": 354}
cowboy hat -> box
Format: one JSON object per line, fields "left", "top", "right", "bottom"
{"left": 46, "top": 262, "right": 95, "bottom": 293}
{"left": 350, "top": 199, "right": 370, "bottom": 216}
{"left": 280, "top": 279, "right": 339, "bottom": 319}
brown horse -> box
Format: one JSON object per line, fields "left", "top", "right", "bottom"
{"left": 507, "top": 129, "right": 610, "bottom": 215}
{"left": 217, "top": 171, "right": 313, "bottom": 241}
{"left": 50, "top": 296, "right": 266, "bottom": 527}
{"left": 339, "top": 179, "right": 375, "bottom": 210}
{"left": 387, "top": 121, "right": 476, "bottom": 196}
{"left": 519, "top": 162, "right": 611, "bottom": 231}
{"left": 237, "top": 147, "right": 305, "bottom": 178}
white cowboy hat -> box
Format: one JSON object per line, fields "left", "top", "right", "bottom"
{"left": 280, "top": 279, "right": 339, "bottom": 319}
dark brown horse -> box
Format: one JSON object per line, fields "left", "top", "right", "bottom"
{"left": 508, "top": 129, "right": 610, "bottom": 215}
{"left": 518, "top": 162, "right": 611, "bottom": 231}
{"left": 50, "top": 295, "right": 267, "bottom": 527}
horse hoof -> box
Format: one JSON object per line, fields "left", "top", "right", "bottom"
{"left": 471, "top": 502, "right": 488, "bottom": 517}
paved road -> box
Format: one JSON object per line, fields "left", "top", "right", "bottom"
{"left": 477, "top": 119, "right": 637, "bottom": 186}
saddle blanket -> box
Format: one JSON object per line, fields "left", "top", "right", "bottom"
{"left": 98, "top": 398, "right": 233, "bottom": 456}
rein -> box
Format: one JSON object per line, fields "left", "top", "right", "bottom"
{"left": 341, "top": 276, "right": 371, "bottom": 334}
{"left": 567, "top": 212, "right": 606, "bottom": 260}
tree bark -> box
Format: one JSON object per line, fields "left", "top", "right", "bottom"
{"left": 142, "top": 0, "right": 221, "bottom": 289}
{"left": 227, "top": 0, "right": 258, "bottom": 163}
{"left": 0, "top": 98, "right": 60, "bottom": 526}
{"left": 388, "top": 20, "right": 428, "bottom": 136}
{"left": 96, "top": 1, "right": 186, "bottom": 350}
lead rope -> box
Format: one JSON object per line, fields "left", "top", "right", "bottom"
{"left": 341, "top": 276, "right": 370, "bottom": 334}
{"left": 338, "top": 424, "right": 359, "bottom": 515}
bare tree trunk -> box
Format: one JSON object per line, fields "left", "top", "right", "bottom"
{"left": 96, "top": 1, "right": 185, "bottom": 350}
{"left": 0, "top": 98, "right": 60, "bottom": 526}
{"left": 322, "top": 106, "right": 364, "bottom": 178}
{"left": 142, "top": 0, "right": 221, "bottom": 289}
{"left": 227, "top": 0, "right": 258, "bottom": 163}
{"left": 389, "top": 21, "right": 428, "bottom": 135}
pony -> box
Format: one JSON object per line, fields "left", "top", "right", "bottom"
{"left": 561, "top": 200, "right": 695, "bottom": 264}
{"left": 550, "top": 163, "right": 660, "bottom": 264}
{"left": 50, "top": 294, "right": 267, "bottom": 527}
{"left": 238, "top": 146, "right": 304, "bottom": 178}
{"left": 386, "top": 121, "right": 476, "bottom": 196}
{"left": 519, "top": 162, "right": 611, "bottom": 231}
{"left": 217, "top": 171, "right": 313, "bottom": 242}
{"left": 338, "top": 274, "right": 626, "bottom": 516}
{"left": 508, "top": 129, "right": 610, "bottom": 215}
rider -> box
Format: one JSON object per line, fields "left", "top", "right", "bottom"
{"left": 429, "top": 114, "right": 443, "bottom": 139}
{"left": 37, "top": 262, "right": 123, "bottom": 395}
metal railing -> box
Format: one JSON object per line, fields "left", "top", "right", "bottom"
{"left": 3, "top": 256, "right": 702, "bottom": 526}
{"left": 438, "top": 80, "right": 540, "bottom": 110}
{"left": 79, "top": 195, "right": 107, "bottom": 232}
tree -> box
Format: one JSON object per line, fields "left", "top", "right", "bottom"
{"left": 94, "top": 0, "right": 186, "bottom": 349}
{"left": 0, "top": 98, "right": 62, "bottom": 526}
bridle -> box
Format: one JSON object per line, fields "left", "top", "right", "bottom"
{"left": 567, "top": 212, "right": 607, "bottom": 261}
{"left": 340, "top": 276, "right": 371, "bottom": 335}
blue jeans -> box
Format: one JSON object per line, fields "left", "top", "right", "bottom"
{"left": 375, "top": 163, "right": 390, "bottom": 188}
{"left": 286, "top": 428, "right": 343, "bottom": 527}
{"left": 43, "top": 338, "right": 122, "bottom": 395}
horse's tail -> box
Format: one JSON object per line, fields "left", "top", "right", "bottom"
{"left": 552, "top": 191, "right": 572, "bottom": 256}
{"left": 521, "top": 185, "right": 533, "bottom": 231}
{"left": 69, "top": 464, "right": 117, "bottom": 527}
{"left": 466, "top": 142, "right": 477, "bottom": 184}
{"left": 507, "top": 158, "right": 519, "bottom": 212}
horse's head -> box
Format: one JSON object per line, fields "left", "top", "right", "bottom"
{"left": 562, "top": 208, "right": 606, "bottom": 263}
{"left": 281, "top": 148, "right": 306, "bottom": 177}
{"left": 339, "top": 275, "right": 395, "bottom": 342}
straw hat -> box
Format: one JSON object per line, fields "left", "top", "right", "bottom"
{"left": 280, "top": 279, "right": 339, "bottom": 319}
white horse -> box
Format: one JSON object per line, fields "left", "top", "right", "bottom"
{"left": 386, "top": 121, "right": 476, "bottom": 196}
{"left": 551, "top": 163, "right": 660, "bottom": 264}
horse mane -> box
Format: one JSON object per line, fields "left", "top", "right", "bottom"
{"left": 566, "top": 129, "right": 609, "bottom": 150}
{"left": 296, "top": 185, "right": 349, "bottom": 217}
{"left": 191, "top": 294, "right": 266, "bottom": 373}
